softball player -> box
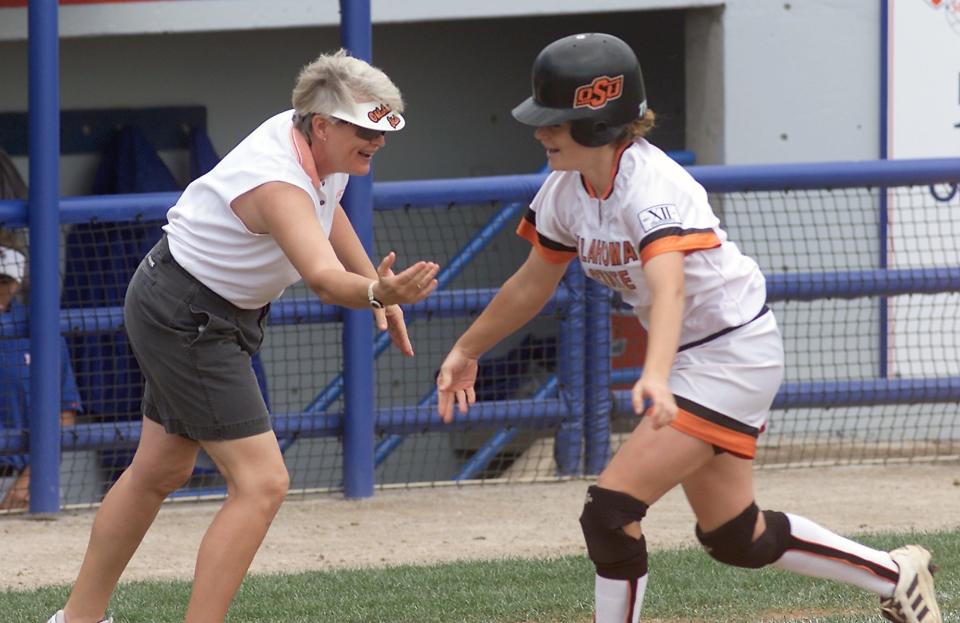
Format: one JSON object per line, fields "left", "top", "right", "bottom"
{"left": 47, "top": 50, "right": 439, "bottom": 623}
{"left": 437, "top": 33, "right": 940, "bottom": 623}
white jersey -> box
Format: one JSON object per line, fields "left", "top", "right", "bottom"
{"left": 517, "top": 138, "right": 766, "bottom": 347}
{"left": 164, "top": 109, "right": 347, "bottom": 309}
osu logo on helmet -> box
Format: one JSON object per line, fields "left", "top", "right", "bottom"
{"left": 573, "top": 74, "right": 624, "bottom": 110}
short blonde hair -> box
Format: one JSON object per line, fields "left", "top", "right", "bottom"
{"left": 621, "top": 108, "right": 657, "bottom": 142}
{"left": 292, "top": 49, "right": 404, "bottom": 117}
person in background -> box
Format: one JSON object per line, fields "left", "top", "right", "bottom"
{"left": 47, "top": 49, "right": 439, "bottom": 623}
{"left": 0, "top": 244, "right": 82, "bottom": 511}
{"left": 437, "top": 32, "right": 941, "bottom": 623}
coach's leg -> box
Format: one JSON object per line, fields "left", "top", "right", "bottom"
{"left": 683, "top": 453, "right": 942, "bottom": 621}
{"left": 184, "top": 431, "right": 289, "bottom": 623}
{"left": 63, "top": 418, "right": 199, "bottom": 623}
{"left": 583, "top": 417, "right": 715, "bottom": 623}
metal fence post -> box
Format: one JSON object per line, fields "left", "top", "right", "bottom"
{"left": 583, "top": 279, "right": 612, "bottom": 475}
{"left": 339, "top": 0, "right": 375, "bottom": 499}
{"left": 27, "top": 0, "right": 62, "bottom": 514}
{"left": 553, "top": 264, "right": 585, "bottom": 475}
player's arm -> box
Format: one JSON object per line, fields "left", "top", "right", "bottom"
{"left": 437, "top": 248, "right": 568, "bottom": 422}
{"left": 634, "top": 250, "right": 685, "bottom": 427}
{"left": 232, "top": 182, "right": 437, "bottom": 308}
{"left": 457, "top": 248, "right": 566, "bottom": 357}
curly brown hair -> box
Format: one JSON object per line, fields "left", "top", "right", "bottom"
{"left": 620, "top": 108, "right": 657, "bottom": 142}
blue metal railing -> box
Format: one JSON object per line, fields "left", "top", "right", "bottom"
{"left": 4, "top": 158, "right": 958, "bottom": 228}
{"left": 6, "top": 84, "right": 960, "bottom": 512}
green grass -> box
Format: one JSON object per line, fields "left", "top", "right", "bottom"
{"left": 4, "top": 531, "right": 957, "bottom": 622}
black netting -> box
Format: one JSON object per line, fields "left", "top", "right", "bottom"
{"left": 1, "top": 178, "right": 958, "bottom": 510}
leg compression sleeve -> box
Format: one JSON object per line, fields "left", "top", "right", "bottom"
{"left": 579, "top": 485, "right": 649, "bottom": 579}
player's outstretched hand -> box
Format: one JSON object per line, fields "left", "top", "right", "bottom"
{"left": 632, "top": 375, "right": 677, "bottom": 429}
{"left": 436, "top": 346, "right": 478, "bottom": 424}
{"left": 373, "top": 252, "right": 439, "bottom": 306}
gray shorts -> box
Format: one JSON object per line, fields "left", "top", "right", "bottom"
{"left": 123, "top": 236, "right": 272, "bottom": 440}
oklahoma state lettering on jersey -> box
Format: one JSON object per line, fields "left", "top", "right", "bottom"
{"left": 516, "top": 139, "right": 768, "bottom": 345}
{"left": 577, "top": 237, "right": 640, "bottom": 266}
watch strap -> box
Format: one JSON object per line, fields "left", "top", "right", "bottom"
{"left": 367, "top": 280, "right": 384, "bottom": 309}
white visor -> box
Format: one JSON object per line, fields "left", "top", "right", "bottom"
{"left": 329, "top": 99, "right": 406, "bottom": 132}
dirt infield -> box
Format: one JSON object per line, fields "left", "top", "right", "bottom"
{"left": 1, "top": 462, "right": 958, "bottom": 591}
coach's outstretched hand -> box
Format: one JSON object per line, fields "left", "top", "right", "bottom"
{"left": 371, "top": 252, "right": 439, "bottom": 306}
{"left": 436, "top": 346, "right": 478, "bottom": 423}
{"left": 371, "top": 252, "right": 439, "bottom": 357}
{"left": 373, "top": 304, "right": 414, "bottom": 356}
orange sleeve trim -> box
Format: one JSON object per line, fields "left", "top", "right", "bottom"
{"left": 640, "top": 231, "right": 721, "bottom": 264}
{"left": 516, "top": 218, "right": 538, "bottom": 245}
{"left": 516, "top": 219, "right": 577, "bottom": 265}
{"left": 669, "top": 408, "right": 757, "bottom": 458}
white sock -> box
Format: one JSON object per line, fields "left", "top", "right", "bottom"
{"left": 773, "top": 513, "right": 898, "bottom": 597}
{"left": 594, "top": 573, "right": 648, "bottom": 623}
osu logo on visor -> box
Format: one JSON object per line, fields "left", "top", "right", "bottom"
{"left": 573, "top": 74, "right": 624, "bottom": 110}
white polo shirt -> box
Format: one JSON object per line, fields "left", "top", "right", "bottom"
{"left": 164, "top": 109, "right": 347, "bottom": 309}
{"left": 517, "top": 138, "right": 766, "bottom": 346}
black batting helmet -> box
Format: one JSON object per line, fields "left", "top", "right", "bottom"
{"left": 512, "top": 33, "right": 647, "bottom": 148}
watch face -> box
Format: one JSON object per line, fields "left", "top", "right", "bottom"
{"left": 370, "top": 300, "right": 384, "bottom": 309}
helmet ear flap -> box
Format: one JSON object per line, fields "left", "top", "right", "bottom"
{"left": 571, "top": 119, "right": 626, "bottom": 148}
{"left": 570, "top": 119, "right": 603, "bottom": 147}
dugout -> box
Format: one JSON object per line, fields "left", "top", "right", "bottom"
{"left": 0, "top": 1, "right": 910, "bottom": 502}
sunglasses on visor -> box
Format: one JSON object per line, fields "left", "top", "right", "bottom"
{"left": 332, "top": 117, "right": 386, "bottom": 141}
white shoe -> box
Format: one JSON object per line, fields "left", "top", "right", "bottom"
{"left": 880, "top": 545, "right": 942, "bottom": 623}
{"left": 46, "top": 610, "right": 113, "bottom": 623}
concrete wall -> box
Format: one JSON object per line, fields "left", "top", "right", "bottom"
{"left": 718, "top": 1, "right": 881, "bottom": 164}
{"left": 0, "top": 3, "right": 885, "bottom": 179}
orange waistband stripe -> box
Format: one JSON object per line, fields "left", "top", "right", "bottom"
{"left": 669, "top": 408, "right": 757, "bottom": 459}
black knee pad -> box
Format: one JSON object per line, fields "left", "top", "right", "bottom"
{"left": 695, "top": 502, "right": 790, "bottom": 569}
{"left": 579, "top": 485, "right": 649, "bottom": 580}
